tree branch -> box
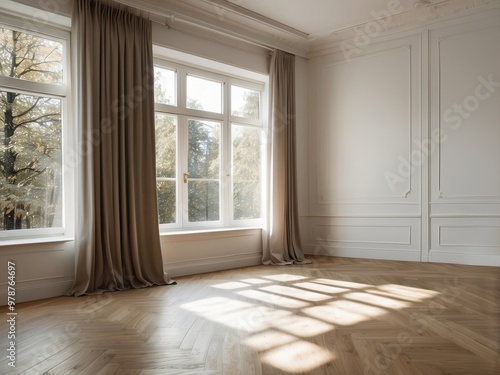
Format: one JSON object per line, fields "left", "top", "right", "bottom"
{"left": 14, "top": 113, "right": 60, "bottom": 129}
{"left": 17, "top": 168, "right": 46, "bottom": 186}
{"left": 16, "top": 61, "right": 61, "bottom": 78}
{"left": 12, "top": 97, "right": 41, "bottom": 119}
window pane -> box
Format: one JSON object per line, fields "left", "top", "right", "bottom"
{"left": 188, "top": 119, "right": 220, "bottom": 222}
{"left": 232, "top": 125, "right": 261, "bottom": 220}
{"left": 186, "top": 75, "right": 222, "bottom": 114}
{"left": 188, "top": 181, "right": 220, "bottom": 222}
{"left": 188, "top": 120, "right": 220, "bottom": 179}
{"left": 231, "top": 86, "right": 260, "bottom": 120}
{"left": 157, "top": 180, "right": 176, "bottom": 224}
{"left": 155, "top": 114, "right": 177, "bottom": 178}
{"left": 0, "top": 28, "right": 63, "bottom": 85}
{"left": 0, "top": 91, "right": 62, "bottom": 230}
{"left": 155, "top": 113, "right": 177, "bottom": 225}
{"left": 154, "top": 67, "right": 176, "bottom": 106}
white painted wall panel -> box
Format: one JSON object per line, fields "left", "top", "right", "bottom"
{"left": 427, "top": 15, "right": 500, "bottom": 266}
{"left": 305, "top": 11, "right": 500, "bottom": 266}
{"left": 315, "top": 224, "right": 412, "bottom": 246}
{"left": 309, "top": 34, "right": 422, "bottom": 219}
{"left": 304, "top": 217, "right": 421, "bottom": 261}
{"left": 317, "top": 48, "right": 411, "bottom": 202}
{"left": 0, "top": 241, "right": 75, "bottom": 304}
{"left": 161, "top": 229, "right": 262, "bottom": 278}
{"left": 440, "top": 226, "right": 500, "bottom": 248}
{"left": 436, "top": 26, "right": 500, "bottom": 200}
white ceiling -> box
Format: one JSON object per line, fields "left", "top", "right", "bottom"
{"left": 229, "top": 0, "right": 416, "bottom": 37}
{"left": 9, "top": 0, "right": 499, "bottom": 57}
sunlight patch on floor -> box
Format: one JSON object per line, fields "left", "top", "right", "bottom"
{"left": 236, "top": 289, "right": 310, "bottom": 309}
{"left": 181, "top": 297, "right": 251, "bottom": 315}
{"left": 278, "top": 315, "right": 334, "bottom": 337}
{"left": 260, "top": 285, "right": 332, "bottom": 302}
{"left": 263, "top": 274, "right": 309, "bottom": 282}
{"left": 211, "top": 281, "right": 250, "bottom": 290}
{"left": 244, "top": 330, "right": 298, "bottom": 351}
{"left": 346, "top": 292, "right": 411, "bottom": 309}
{"left": 303, "top": 300, "right": 387, "bottom": 326}
{"left": 183, "top": 297, "right": 293, "bottom": 332}
{"left": 293, "top": 281, "right": 350, "bottom": 295}
{"left": 313, "top": 279, "right": 372, "bottom": 289}
{"left": 240, "top": 278, "right": 273, "bottom": 285}
{"left": 260, "top": 339, "right": 335, "bottom": 373}
{"left": 377, "top": 284, "right": 440, "bottom": 300}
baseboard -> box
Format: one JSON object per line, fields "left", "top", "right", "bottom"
{"left": 303, "top": 244, "right": 421, "bottom": 262}
{"left": 0, "top": 276, "right": 74, "bottom": 305}
{"left": 164, "top": 252, "right": 263, "bottom": 278}
{"left": 429, "top": 251, "right": 500, "bottom": 267}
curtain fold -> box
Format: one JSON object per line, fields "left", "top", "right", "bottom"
{"left": 68, "top": 0, "right": 171, "bottom": 296}
{"left": 263, "top": 50, "right": 310, "bottom": 265}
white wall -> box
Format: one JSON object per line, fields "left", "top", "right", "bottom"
{"left": 428, "top": 16, "right": 500, "bottom": 265}
{"left": 0, "top": 241, "right": 76, "bottom": 304}
{"left": 302, "top": 9, "right": 500, "bottom": 266}
{"left": 161, "top": 229, "right": 262, "bottom": 278}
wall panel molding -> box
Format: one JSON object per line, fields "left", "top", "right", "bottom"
{"left": 432, "top": 23, "right": 500, "bottom": 202}
{"left": 315, "top": 45, "right": 417, "bottom": 206}
{"left": 0, "top": 276, "right": 73, "bottom": 305}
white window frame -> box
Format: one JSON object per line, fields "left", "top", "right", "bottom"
{"left": 0, "top": 15, "right": 73, "bottom": 243}
{"left": 154, "top": 57, "right": 266, "bottom": 232}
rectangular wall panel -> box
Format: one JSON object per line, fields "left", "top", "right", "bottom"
{"left": 433, "top": 26, "right": 500, "bottom": 201}
{"left": 304, "top": 217, "right": 421, "bottom": 262}
{"left": 306, "top": 11, "right": 500, "bottom": 267}
{"left": 309, "top": 34, "right": 422, "bottom": 218}
{"left": 317, "top": 47, "right": 412, "bottom": 203}
{"left": 429, "top": 16, "right": 500, "bottom": 266}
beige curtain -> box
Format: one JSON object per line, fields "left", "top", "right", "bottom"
{"left": 68, "top": 0, "right": 170, "bottom": 296}
{"left": 263, "top": 50, "right": 310, "bottom": 265}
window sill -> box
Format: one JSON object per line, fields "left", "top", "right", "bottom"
{"left": 160, "top": 226, "right": 263, "bottom": 237}
{"left": 0, "top": 236, "right": 74, "bottom": 247}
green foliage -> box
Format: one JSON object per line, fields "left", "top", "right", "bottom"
{"left": 187, "top": 117, "right": 220, "bottom": 222}
{"left": 155, "top": 113, "right": 176, "bottom": 224}
{"left": 232, "top": 125, "right": 261, "bottom": 220}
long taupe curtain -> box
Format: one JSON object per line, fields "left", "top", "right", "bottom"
{"left": 68, "top": 0, "right": 170, "bottom": 296}
{"left": 263, "top": 50, "right": 310, "bottom": 265}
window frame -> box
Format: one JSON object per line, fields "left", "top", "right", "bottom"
{"left": 153, "top": 58, "right": 266, "bottom": 232}
{"left": 0, "top": 16, "right": 73, "bottom": 243}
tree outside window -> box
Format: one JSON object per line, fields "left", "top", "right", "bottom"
{"left": 0, "top": 27, "right": 64, "bottom": 231}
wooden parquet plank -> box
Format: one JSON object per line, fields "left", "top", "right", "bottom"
{"left": 0, "top": 256, "right": 499, "bottom": 374}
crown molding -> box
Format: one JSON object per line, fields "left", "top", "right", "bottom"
{"left": 309, "top": 0, "right": 500, "bottom": 56}
{"left": 196, "top": 0, "right": 309, "bottom": 39}
{"left": 117, "top": 0, "right": 500, "bottom": 58}
{"left": 10, "top": 0, "right": 500, "bottom": 59}
{"left": 114, "top": 0, "right": 311, "bottom": 57}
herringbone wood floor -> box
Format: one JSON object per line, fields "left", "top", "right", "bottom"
{"left": 1, "top": 256, "right": 499, "bottom": 374}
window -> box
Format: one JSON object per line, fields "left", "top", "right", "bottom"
{"left": 0, "top": 23, "right": 69, "bottom": 239}
{"left": 154, "top": 61, "right": 265, "bottom": 230}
